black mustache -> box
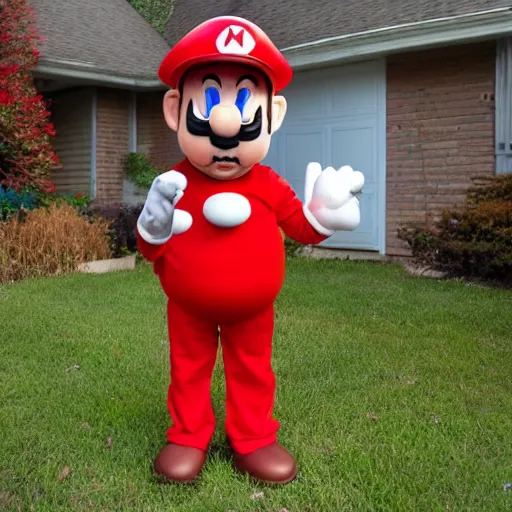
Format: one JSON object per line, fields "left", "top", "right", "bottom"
{"left": 186, "top": 100, "right": 262, "bottom": 150}
{"left": 213, "top": 156, "right": 240, "bottom": 164}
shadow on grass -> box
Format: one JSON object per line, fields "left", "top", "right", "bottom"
{"left": 207, "top": 441, "right": 232, "bottom": 462}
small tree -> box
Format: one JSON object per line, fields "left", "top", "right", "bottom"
{"left": 0, "top": 0, "right": 59, "bottom": 193}
{"left": 127, "top": 0, "right": 173, "bottom": 33}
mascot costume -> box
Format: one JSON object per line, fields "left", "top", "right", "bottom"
{"left": 136, "top": 16, "right": 365, "bottom": 485}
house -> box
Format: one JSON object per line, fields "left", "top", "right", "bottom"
{"left": 33, "top": 0, "right": 512, "bottom": 258}
{"left": 31, "top": 0, "right": 182, "bottom": 206}
{"left": 165, "top": 0, "right": 512, "bottom": 257}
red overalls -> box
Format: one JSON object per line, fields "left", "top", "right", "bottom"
{"left": 137, "top": 159, "right": 327, "bottom": 455}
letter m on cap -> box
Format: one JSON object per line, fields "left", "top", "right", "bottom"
{"left": 216, "top": 25, "right": 256, "bottom": 55}
{"left": 225, "top": 27, "right": 244, "bottom": 47}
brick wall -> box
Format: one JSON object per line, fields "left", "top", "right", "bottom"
{"left": 95, "top": 89, "right": 130, "bottom": 205}
{"left": 386, "top": 42, "right": 496, "bottom": 256}
{"left": 136, "top": 91, "right": 183, "bottom": 170}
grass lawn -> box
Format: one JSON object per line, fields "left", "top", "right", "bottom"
{"left": 1, "top": 258, "right": 511, "bottom": 511}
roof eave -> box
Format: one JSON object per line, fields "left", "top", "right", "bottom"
{"left": 281, "top": 7, "right": 512, "bottom": 69}
{"left": 35, "top": 59, "right": 168, "bottom": 91}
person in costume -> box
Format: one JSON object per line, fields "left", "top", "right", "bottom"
{"left": 136, "top": 16, "right": 365, "bottom": 485}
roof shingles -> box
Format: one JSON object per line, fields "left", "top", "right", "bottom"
{"left": 164, "top": 0, "right": 512, "bottom": 49}
{"left": 31, "top": 0, "right": 170, "bottom": 80}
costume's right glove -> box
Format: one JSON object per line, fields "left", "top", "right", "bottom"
{"left": 137, "top": 170, "right": 189, "bottom": 244}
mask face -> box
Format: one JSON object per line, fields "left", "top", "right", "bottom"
{"left": 163, "top": 62, "right": 287, "bottom": 180}
{"left": 186, "top": 101, "right": 263, "bottom": 149}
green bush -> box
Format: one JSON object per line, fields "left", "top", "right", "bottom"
{"left": 127, "top": 0, "right": 171, "bottom": 33}
{"left": 0, "top": 187, "right": 39, "bottom": 220}
{"left": 398, "top": 174, "right": 512, "bottom": 285}
{"left": 39, "top": 192, "right": 91, "bottom": 216}
{"left": 0, "top": 187, "right": 91, "bottom": 221}
{"left": 123, "top": 152, "right": 160, "bottom": 190}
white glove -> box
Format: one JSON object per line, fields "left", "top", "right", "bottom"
{"left": 303, "top": 162, "right": 364, "bottom": 234}
{"left": 137, "top": 170, "right": 188, "bottom": 244}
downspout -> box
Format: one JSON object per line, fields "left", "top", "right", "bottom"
{"left": 123, "top": 92, "right": 139, "bottom": 205}
{"left": 129, "top": 92, "right": 137, "bottom": 152}
{"left": 90, "top": 89, "right": 97, "bottom": 200}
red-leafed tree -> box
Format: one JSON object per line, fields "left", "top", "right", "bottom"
{"left": 0, "top": 0, "right": 59, "bottom": 193}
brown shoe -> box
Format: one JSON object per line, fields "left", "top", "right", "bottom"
{"left": 233, "top": 443, "right": 297, "bottom": 484}
{"left": 153, "top": 443, "right": 207, "bottom": 483}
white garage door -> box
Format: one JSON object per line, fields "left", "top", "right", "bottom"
{"left": 263, "top": 59, "right": 386, "bottom": 252}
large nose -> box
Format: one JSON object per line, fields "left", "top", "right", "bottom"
{"left": 209, "top": 104, "right": 242, "bottom": 138}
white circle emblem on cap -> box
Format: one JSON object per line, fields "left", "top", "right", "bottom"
{"left": 216, "top": 25, "right": 256, "bottom": 56}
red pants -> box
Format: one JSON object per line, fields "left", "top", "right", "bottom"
{"left": 165, "top": 301, "right": 280, "bottom": 455}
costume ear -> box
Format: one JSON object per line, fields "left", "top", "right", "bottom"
{"left": 163, "top": 89, "right": 180, "bottom": 132}
{"left": 270, "top": 95, "right": 287, "bottom": 134}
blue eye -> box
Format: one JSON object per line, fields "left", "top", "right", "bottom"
{"left": 235, "top": 88, "right": 251, "bottom": 115}
{"left": 205, "top": 87, "right": 220, "bottom": 117}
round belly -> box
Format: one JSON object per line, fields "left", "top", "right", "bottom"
{"left": 159, "top": 220, "right": 286, "bottom": 321}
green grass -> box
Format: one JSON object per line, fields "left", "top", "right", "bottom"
{"left": 1, "top": 259, "right": 511, "bottom": 511}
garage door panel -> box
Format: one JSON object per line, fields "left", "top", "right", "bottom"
{"left": 322, "top": 188, "right": 378, "bottom": 249}
{"left": 284, "top": 71, "right": 325, "bottom": 117}
{"left": 329, "top": 74, "right": 378, "bottom": 114}
{"left": 281, "top": 125, "right": 326, "bottom": 184}
{"left": 330, "top": 124, "right": 376, "bottom": 182}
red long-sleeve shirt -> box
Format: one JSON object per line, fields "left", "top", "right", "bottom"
{"left": 137, "top": 159, "right": 329, "bottom": 320}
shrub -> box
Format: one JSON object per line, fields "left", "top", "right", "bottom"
{"left": 87, "top": 204, "right": 144, "bottom": 258}
{"left": 0, "top": 187, "right": 39, "bottom": 220}
{"left": 0, "top": 203, "right": 112, "bottom": 283}
{"left": 109, "top": 205, "right": 144, "bottom": 257}
{"left": 466, "top": 174, "right": 512, "bottom": 206}
{"left": 123, "top": 152, "right": 160, "bottom": 190}
{"left": 39, "top": 191, "right": 91, "bottom": 216}
{"left": 0, "top": 0, "right": 60, "bottom": 193}
{"left": 398, "top": 174, "right": 512, "bottom": 285}
{"left": 1, "top": 186, "right": 91, "bottom": 221}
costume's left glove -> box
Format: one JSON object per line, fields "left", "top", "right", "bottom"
{"left": 303, "top": 162, "right": 365, "bottom": 234}
{"left": 137, "top": 170, "right": 188, "bottom": 244}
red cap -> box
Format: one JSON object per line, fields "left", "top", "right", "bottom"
{"left": 158, "top": 16, "right": 293, "bottom": 92}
